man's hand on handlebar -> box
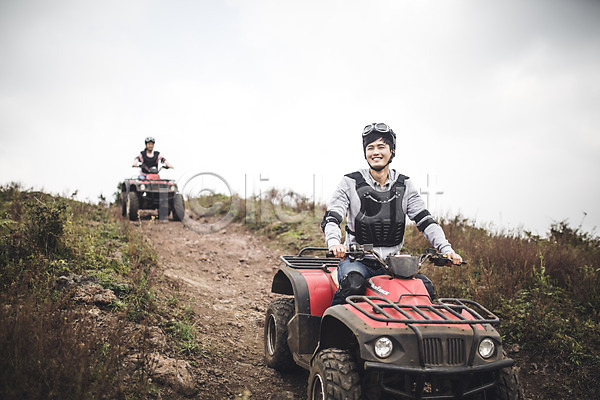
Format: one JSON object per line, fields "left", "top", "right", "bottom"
{"left": 446, "top": 252, "right": 463, "bottom": 265}
{"left": 329, "top": 244, "right": 346, "bottom": 258}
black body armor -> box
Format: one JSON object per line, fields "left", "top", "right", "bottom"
{"left": 345, "top": 171, "right": 408, "bottom": 247}
{"left": 140, "top": 150, "right": 160, "bottom": 169}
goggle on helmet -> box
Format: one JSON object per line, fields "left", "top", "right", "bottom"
{"left": 362, "top": 123, "right": 396, "bottom": 150}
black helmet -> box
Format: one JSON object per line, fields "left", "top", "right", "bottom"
{"left": 362, "top": 123, "right": 396, "bottom": 152}
{"left": 145, "top": 136, "right": 155, "bottom": 144}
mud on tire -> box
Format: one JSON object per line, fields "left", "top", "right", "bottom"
{"left": 308, "top": 348, "right": 361, "bottom": 400}
{"left": 264, "top": 298, "right": 295, "bottom": 371}
{"left": 492, "top": 364, "right": 523, "bottom": 400}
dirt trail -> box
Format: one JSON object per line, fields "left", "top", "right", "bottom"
{"left": 143, "top": 216, "right": 307, "bottom": 399}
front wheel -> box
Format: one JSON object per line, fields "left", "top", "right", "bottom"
{"left": 127, "top": 192, "right": 139, "bottom": 221}
{"left": 491, "top": 364, "right": 523, "bottom": 400}
{"left": 308, "top": 348, "right": 361, "bottom": 400}
{"left": 172, "top": 193, "right": 185, "bottom": 221}
{"left": 264, "top": 298, "right": 295, "bottom": 372}
{"left": 120, "top": 192, "right": 127, "bottom": 217}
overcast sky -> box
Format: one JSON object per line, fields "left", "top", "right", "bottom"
{"left": 1, "top": 0, "right": 599, "bottom": 236}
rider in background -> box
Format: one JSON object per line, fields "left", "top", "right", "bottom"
{"left": 132, "top": 137, "right": 173, "bottom": 178}
{"left": 321, "top": 122, "right": 463, "bottom": 306}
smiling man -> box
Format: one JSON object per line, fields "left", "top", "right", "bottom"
{"left": 321, "top": 122, "right": 463, "bottom": 306}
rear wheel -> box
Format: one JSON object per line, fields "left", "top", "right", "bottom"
{"left": 264, "top": 298, "right": 295, "bottom": 371}
{"left": 172, "top": 193, "right": 185, "bottom": 221}
{"left": 308, "top": 348, "right": 361, "bottom": 400}
{"left": 127, "top": 192, "right": 139, "bottom": 221}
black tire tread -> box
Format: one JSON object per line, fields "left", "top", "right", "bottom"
{"left": 172, "top": 193, "right": 185, "bottom": 221}
{"left": 264, "top": 298, "right": 295, "bottom": 371}
{"left": 127, "top": 192, "right": 139, "bottom": 221}
{"left": 494, "top": 365, "right": 524, "bottom": 400}
{"left": 121, "top": 192, "right": 127, "bottom": 216}
{"left": 309, "top": 348, "right": 361, "bottom": 400}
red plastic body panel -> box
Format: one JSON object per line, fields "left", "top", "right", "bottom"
{"left": 300, "top": 268, "right": 483, "bottom": 330}
{"left": 366, "top": 275, "right": 429, "bottom": 300}
{"left": 303, "top": 267, "right": 338, "bottom": 316}
{"left": 145, "top": 173, "right": 161, "bottom": 180}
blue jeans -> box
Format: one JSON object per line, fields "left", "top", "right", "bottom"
{"left": 331, "top": 257, "right": 437, "bottom": 306}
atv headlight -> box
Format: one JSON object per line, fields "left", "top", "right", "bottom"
{"left": 169, "top": 185, "right": 176, "bottom": 192}
{"left": 139, "top": 184, "right": 146, "bottom": 191}
{"left": 478, "top": 338, "right": 496, "bottom": 359}
{"left": 374, "top": 337, "right": 393, "bottom": 359}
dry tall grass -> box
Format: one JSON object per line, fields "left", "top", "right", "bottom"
{"left": 0, "top": 184, "right": 159, "bottom": 399}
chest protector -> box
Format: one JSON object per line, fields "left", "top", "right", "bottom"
{"left": 345, "top": 171, "right": 408, "bottom": 247}
{"left": 140, "top": 150, "right": 160, "bottom": 169}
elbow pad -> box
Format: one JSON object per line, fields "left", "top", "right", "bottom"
{"left": 321, "top": 210, "right": 343, "bottom": 232}
{"left": 414, "top": 209, "right": 438, "bottom": 232}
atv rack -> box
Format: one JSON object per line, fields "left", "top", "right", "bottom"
{"left": 346, "top": 295, "right": 499, "bottom": 325}
{"left": 280, "top": 247, "right": 339, "bottom": 271}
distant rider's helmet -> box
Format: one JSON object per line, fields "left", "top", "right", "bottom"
{"left": 145, "top": 136, "right": 155, "bottom": 144}
{"left": 362, "top": 122, "right": 396, "bottom": 157}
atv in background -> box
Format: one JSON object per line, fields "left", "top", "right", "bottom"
{"left": 264, "top": 245, "right": 523, "bottom": 400}
{"left": 120, "top": 164, "right": 185, "bottom": 221}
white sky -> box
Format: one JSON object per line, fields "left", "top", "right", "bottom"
{"left": 1, "top": 0, "right": 599, "bottom": 236}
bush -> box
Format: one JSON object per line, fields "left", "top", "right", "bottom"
{"left": 0, "top": 185, "right": 159, "bottom": 398}
{"left": 26, "top": 195, "right": 69, "bottom": 255}
{"left": 0, "top": 299, "right": 126, "bottom": 399}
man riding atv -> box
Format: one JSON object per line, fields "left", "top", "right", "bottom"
{"left": 322, "top": 122, "right": 463, "bottom": 305}
{"left": 132, "top": 136, "right": 173, "bottom": 177}
{"left": 264, "top": 123, "right": 522, "bottom": 399}
{"left": 121, "top": 136, "right": 184, "bottom": 221}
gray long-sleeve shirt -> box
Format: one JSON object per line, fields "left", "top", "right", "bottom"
{"left": 323, "top": 168, "right": 454, "bottom": 259}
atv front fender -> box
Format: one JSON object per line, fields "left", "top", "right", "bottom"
{"left": 315, "top": 305, "right": 512, "bottom": 377}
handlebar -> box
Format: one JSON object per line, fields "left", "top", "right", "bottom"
{"left": 327, "top": 244, "right": 466, "bottom": 267}
{"left": 299, "top": 245, "right": 465, "bottom": 268}
{"left": 420, "top": 248, "right": 467, "bottom": 267}
{"left": 133, "top": 164, "right": 170, "bottom": 172}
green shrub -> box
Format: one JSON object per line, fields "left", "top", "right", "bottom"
{"left": 26, "top": 195, "right": 69, "bottom": 256}
{"left": 0, "top": 185, "right": 159, "bottom": 398}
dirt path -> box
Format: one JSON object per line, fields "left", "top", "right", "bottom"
{"left": 143, "top": 216, "right": 307, "bottom": 399}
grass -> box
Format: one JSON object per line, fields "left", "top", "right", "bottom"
{"left": 0, "top": 183, "right": 162, "bottom": 398}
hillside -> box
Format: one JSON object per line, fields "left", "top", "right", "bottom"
{"left": 1, "top": 186, "right": 599, "bottom": 399}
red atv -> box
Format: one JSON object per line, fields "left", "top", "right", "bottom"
{"left": 120, "top": 165, "right": 185, "bottom": 221}
{"left": 264, "top": 245, "right": 523, "bottom": 399}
